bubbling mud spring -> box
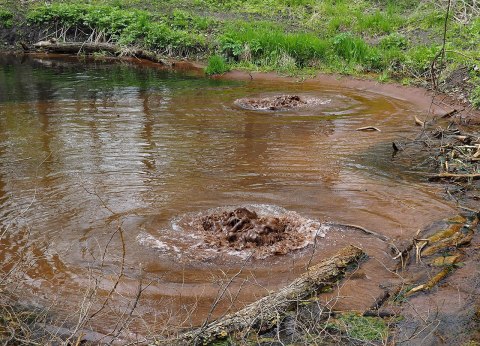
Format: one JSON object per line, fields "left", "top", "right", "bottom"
{"left": 137, "top": 205, "right": 327, "bottom": 261}
{"left": 234, "top": 94, "right": 331, "bottom": 111}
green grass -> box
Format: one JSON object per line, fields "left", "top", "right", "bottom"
{"left": 1, "top": 0, "right": 479, "bottom": 107}
{"left": 331, "top": 33, "right": 375, "bottom": 64}
{"left": 0, "top": 9, "right": 13, "bottom": 28}
{"left": 205, "top": 54, "right": 229, "bottom": 75}
{"left": 334, "top": 313, "right": 388, "bottom": 342}
{"left": 219, "top": 21, "right": 328, "bottom": 68}
{"left": 470, "top": 73, "right": 480, "bottom": 109}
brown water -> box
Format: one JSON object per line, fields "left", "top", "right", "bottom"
{"left": 0, "top": 54, "right": 456, "bottom": 336}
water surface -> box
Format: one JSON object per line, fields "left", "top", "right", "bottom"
{"left": 0, "top": 54, "right": 455, "bottom": 334}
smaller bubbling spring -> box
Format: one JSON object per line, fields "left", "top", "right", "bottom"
{"left": 234, "top": 95, "right": 331, "bottom": 111}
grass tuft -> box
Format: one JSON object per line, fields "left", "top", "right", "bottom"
{"left": 205, "top": 55, "right": 230, "bottom": 75}
{"left": 334, "top": 313, "right": 388, "bottom": 342}
{"left": 0, "top": 9, "right": 13, "bottom": 28}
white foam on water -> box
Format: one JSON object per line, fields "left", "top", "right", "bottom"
{"left": 225, "top": 249, "right": 254, "bottom": 260}
{"left": 136, "top": 232, "right": 171, "bottom": 252}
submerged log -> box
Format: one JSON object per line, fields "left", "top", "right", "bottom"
{"left": 418, "top": 213, "right": 478, "bottom": 258}
{"left": 33, "top": 41, "right": 171, "bottom": 66}
{"left": 405, "top": 267, "right": 453, "bottom": 297}
{"left": 178, "top": 245, "right": 365, "bottom": 345}
{"left": 428, "top": 172, "right": 480, "bottom": 180}
{"left": 427, "top": 223, "right": 463, "bottom": 243}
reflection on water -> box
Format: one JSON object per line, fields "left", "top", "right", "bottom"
{"left": 0, "top": 54, "right": 455, "bottom": 333}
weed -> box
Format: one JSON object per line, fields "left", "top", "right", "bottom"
{"left": 92, "top": 51, "right": 109, "bottom": 59}
{"left": 380, "top": 33, "right": 408, "bottom": 50}
{"left": 205, "top": 55, "right": 230, "bottom": 75}
{"left": 27, "top": 4, "right": 207, "bottom": 56}
{"left": 357, "top": 9, "right": 401, "bottom": 34}
{"left": 220, "top": 21, "right": 327, "bottom": 68}
{"left": 170, "top": 9, "right": 216, "bottom": 31}
{"left": 404, "top": 45, "right": 440, "bottom": 75}
{"left": 334, "top": 312, "right": 388, "bottom": 342}
{"left": 0, "top": 9, "right": 13, "bottom": 28}
{"left": 470, "top": 84, "right": 480, "bottom": 109}
{"left": 331, "top": 32, "right": 382, "bottom": 71}
{"left": 332, "top": 33, "right": 370, "bottom": 63}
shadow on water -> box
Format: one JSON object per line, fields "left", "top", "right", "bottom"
{"left": 0, "top": 54, "right": 457, "bottom": 335}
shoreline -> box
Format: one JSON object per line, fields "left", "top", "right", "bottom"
{"left": 3, "top": 49, "right": 479, "bottom": 124}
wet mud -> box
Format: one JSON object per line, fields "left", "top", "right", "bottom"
{"left": 200, "top": 207, "right": 315, "bottom": 256}
{"left": 234, "top": 94, "right": 328, "bottom": 111}
{"left": 137, "top": 204, "right": 326, "bottom": 262}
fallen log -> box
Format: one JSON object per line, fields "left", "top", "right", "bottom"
{"left": 427, "top": 223, "right": 463, "bottom": 243}
{"left": 177, "top": 245, "right": 365, "bottom": 345}
{"left": 33, "top": 41, "right": 171, "bottom": 66}
{"left": 430, "top": 254, "right": 462, "bottom": 267}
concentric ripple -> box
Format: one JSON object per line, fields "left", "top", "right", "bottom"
{"left": 137, "top": 204, "right": 328, "bottom": 262}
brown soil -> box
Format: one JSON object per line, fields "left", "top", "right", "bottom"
{"left": 199, "top": 207, "right": 310, "bottom": 255}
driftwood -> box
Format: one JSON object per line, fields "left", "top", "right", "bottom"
{"left": 326, "top": 222, "right": 389, "bottom": 242}
{"left": 427, "top": 223, "right": 463, "bottom": 243}
{"left": 414, "top": 115, "right": 425, "bottom": 127}
{"left": 430, "top": 254, "right": 461, "bottom": 267}
{"left": 33, "top": 41, "right": 171, "bottom": 66}
{"left": 440, "top": 108, "right": 458, "bottom": 118}
{"left": 177, "top": 245, "right": 364, "bottom": 345}
{"left": 422, "top": 229, "right": 474, "bottom": 256}
{"left": 355, "top": 126, "right": 381, "bottom": 132}
{"left": 418, "top": 214, "right": 477, "bottom": 257}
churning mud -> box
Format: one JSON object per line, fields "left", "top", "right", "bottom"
{"left": 234, "top": 94, "right": 331, "bottom": 111}
{"left": 137, "top": 205, "right": 326, "bottom": 261}
{"left": 200, "top": 207, "right": 318, "bottom": 255}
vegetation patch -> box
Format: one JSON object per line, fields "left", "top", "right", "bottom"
{"left": 219, "top": 21, "right": 328, "bottom": 69}
{"left": 470, "top": 72, "right": 480, "bottom": 109}
{"left": 331, "top": 312, "right": 388, "bottom": 342}
{"left": 0, "top": 9, "right": 13, "bottom": 28}
{"left": 205, "top": 54, "right": 229, "bottom": 75}
{"left": 0, "top": 0, "right": 472, "bottom": 106}
{"left": 26, "top": 3, "right": 208, "bottom": 56}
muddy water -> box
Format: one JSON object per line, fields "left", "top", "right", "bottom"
{"left": 0, "top": 54, "right": 456, "bottom": 335}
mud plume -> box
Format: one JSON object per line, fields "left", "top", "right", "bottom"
{"left": 200, "top": 207, "right": 310, "bottom": 255}
{"left": 235, "top": 95, "right": 308, "bottom": 111}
